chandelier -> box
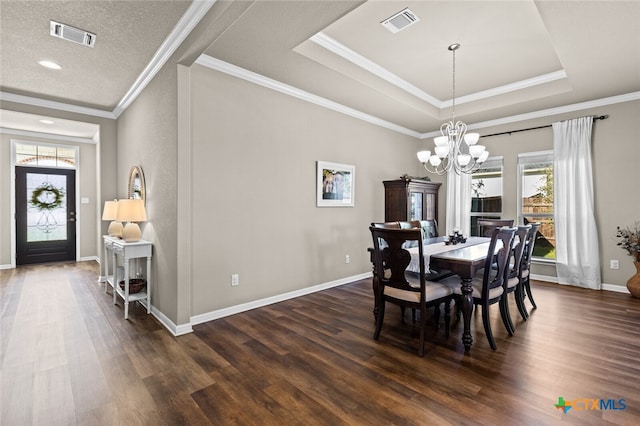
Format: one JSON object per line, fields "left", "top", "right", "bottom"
{"left": 417, "top": 43, "right": 488, "bottom": 175}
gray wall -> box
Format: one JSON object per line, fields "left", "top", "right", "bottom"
{"left": 188, "top": 63, "right": 421, "bottom": 315}
{"left": 426, "top": 100, "right": 640, "bottom": 287}
{"left": 116, "top": 60, "right": 180, "bottom": 323}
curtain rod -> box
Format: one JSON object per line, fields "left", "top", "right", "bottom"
{"left": 480, "top": 115, "right": 608, "bottom": 138}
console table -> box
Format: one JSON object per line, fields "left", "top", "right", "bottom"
{"left": 102, "top": 235, "right": 152, "bottom": 319}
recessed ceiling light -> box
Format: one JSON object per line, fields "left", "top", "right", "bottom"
{"left": 39, "top": 119, "right": 55, "bottom": 124}
{"left": 38, "top": 60, "right": 62, "bottom": 70}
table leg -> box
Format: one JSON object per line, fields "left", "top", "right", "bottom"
{"left": 461, "top": 277, "right": 474, "bottom": 351}
{"left": 146, "top": 256, "right": 151, "bottom": 314}
{"left": 103, "top": 241, "right": 109, "bottom": 291}
{"left": 112, "top": 249, "right": 118, "bottom": 305}
{"left": 123, "top": 259, "right": 130, "bottom": 320}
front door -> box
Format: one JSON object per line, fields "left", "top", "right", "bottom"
{"left": 15, "top": 166, "right": 76, "bottom": 265}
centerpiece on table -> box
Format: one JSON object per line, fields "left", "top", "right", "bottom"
{"left": 616, "top": 222, "right": 640, "bottom": 298}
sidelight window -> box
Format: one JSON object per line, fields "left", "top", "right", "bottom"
{"left": 518, "top": 151, "right": 555, "bottom": 260}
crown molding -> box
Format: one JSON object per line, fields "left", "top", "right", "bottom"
{"left": 112, "top": 0, "right": 217, "bottom": 117}
{"left": 310, "top": 32, "right": 442, "bottom": 107}
{"left": 421, "top": 91, "right": 640, "bottom": 138}
{"left": 0, "top": 127, "right": 96, "bottom": 144}
{"left": 0, "top": 92, "right": 116, "bottom": 119}
{"left": 310, "top": 32, "right": 568, "bottom": 109}
{"left": 195, "top": 54, "right": 422, "bottom": 138}
{"left": 443, "top": 70, "right": 567, "bottom": 107}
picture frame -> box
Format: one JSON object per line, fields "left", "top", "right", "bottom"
{"left": 316, "top": 161, "right": 355, "bottom": 207}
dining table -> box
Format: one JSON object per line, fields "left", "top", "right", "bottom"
{"left": 407, "top": 236, "right": 493, "bottom": 352}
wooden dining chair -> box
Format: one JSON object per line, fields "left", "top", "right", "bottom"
{"left": 499, "top": 225, "right": 530, "bottom": 334}
{"left": 440, "top": 227, "right": 516, "bottom": 350}
{"left": 517, "top": 223, "right": 541, "bottom": 318}
{"left": 477, "top": 219, "right": 515, "bottom": 237}
{"left": 369, "top": 226, "right": 453, "bottom": 356}
{"left": 409, "top": 219, "right": 439, "bottom": 238}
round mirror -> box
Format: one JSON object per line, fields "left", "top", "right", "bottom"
{"left": 128, "top": 165, "right": 146, "bottom": 203}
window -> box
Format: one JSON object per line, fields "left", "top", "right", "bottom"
{"left": 15, "top": 142, "right": 76, "bottom": 168}
{"left": 518, "top": 151, "right": 555, "bottom": 260}
{"left": 470, "top": 156, "right": 503, "bottom": 236}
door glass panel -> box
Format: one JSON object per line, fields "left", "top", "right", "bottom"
{"left": 26, "top": 173, "right": 67, "bottom": 242}
{"left": 410, "top": 192, "right": 423, "bottom": 220}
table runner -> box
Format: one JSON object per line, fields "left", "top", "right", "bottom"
{"left": 407, "top": 236, "right": 489, "bottom": 273}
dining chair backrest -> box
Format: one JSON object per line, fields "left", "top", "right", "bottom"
{"left": 409, "top": 219, "right": 439, "bottom": 238}
{"left": 371, "top": 222, "right": 401, "bottom": 229}
{"left": 477, "top": 219, "right": 515, "bottom": 237}
{"left": 369, "top": 227, "right": 426, "bottom": 294}
{"left": 507, "top": 226, "right": 531, "bottom": 281}
{"left": 480, "top": 227, "right": 516, "bottom": 301}
{"left": 521, "top": 222, "right": 541, "bottom": 275}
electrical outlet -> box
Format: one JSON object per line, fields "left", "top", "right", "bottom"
{"left": 231, "top": 274, "right": 239, "bottom": 286}
{"left": 345, "top": 255, "right": 350, "bottom": 264}
{"left": 610, "top": 260, "right": 619, "bottom": 270}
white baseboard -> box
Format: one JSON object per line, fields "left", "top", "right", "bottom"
{"left": 531, "top": 274, "right": 629, "bottom": 293}
{"left": 137, "top": 299, "right": 193, "bottom": 336}
{"left": 79, "top": 256, "right": 100, "bottom": 263}
{"left": 0, "top": 264, "right": 12, "bottom": 270}
{"left": 601, "top": 283, "right": 630, "bottom": 293}
{"left": 190, "top": 272, "right": 372, "bottom": 327}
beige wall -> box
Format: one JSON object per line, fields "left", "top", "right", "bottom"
{"left": 0, "top": 102, "right": 117, "bottom": 267}
{"left": 188, "top": 63, "right": 420, "bottom": 315}
{"left": 425, "top": 100, "right": 640, "bottom": 287}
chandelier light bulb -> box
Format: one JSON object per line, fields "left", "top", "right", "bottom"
{"left": 458, "top": 154, "right": 472, "bottom": 166}
{"left": 417, "top": 150, "right": 431, "bottom": 162}
{"left": 435, "top": 145, "right": 449, "bottom": 158}
{"left": 434, "top": 135, "right": 449, "bottom": 146}
{"left": 464, "top": 133, "right": 480, "bottom": 145}
{"left": 469, "top": 145, "right": 486, "bottom": 158}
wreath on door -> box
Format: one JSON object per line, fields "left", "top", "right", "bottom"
{"left": 30, "top": 183, "right": 65, "bottom": 211}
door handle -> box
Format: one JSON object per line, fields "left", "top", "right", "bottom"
{"left": 69, "top": 218, "right": 76, "bottom": 222}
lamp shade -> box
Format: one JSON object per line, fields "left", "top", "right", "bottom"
{"left": 116, "top": 199, "right": 147, "bottom": 222}
{"left": 102, "top": 200, "right": 119, "bottom": 221}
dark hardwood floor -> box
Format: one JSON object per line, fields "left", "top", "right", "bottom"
{"left": 2, "top": 261, "right": 640, "bottom": 425}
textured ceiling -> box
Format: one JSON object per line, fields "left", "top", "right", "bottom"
{"left": 0, "top": 0, "right": 191, "bottom": 111}
{"left": 1, "top": 0, "right": 639, "bottom": 137}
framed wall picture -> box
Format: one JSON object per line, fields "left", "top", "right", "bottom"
{"left": 316, "top": 161, "right": 355, "bottom": 207}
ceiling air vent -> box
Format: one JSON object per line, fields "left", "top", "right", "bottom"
{"left": 381, "top": 8, "right": 419, "bottom": 34}
{"left": 50, "top": 21, "right": 96, "bottom": 47}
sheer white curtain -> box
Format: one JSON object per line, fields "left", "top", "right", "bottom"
{"left": 553, "top": 116, "right": 601, "bottom": 289}
{"left": 446, "top": 167, "right": 471, "bottom": 237}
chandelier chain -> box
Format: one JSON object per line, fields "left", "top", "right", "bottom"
{"left": 452, "top": 47, "right": 456, "bottom": 121}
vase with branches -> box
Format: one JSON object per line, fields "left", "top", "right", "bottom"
{"left": 617, "top": 221, "right": 640, "bottom": 298}
{"left": 616, "top": 222, "right": 640, "bottom": 262}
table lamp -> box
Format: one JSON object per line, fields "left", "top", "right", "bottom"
{"left": 116, "top": 199, "right": 147, "bottom": 242}
{"left": 102, "top": 200, "right": 123, "bottom": 237}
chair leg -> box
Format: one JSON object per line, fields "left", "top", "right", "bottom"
{"left": 374, "top": 301, "right": 386, "bottom": 340}
{"left": 515, "top": 282, "right": 529, "bottom": 320}
{"left": 454, "top": 297, "right": 462, "bottom": 321}
{"left": 434, "top": 304, "right": 441, "bottom": 329}
{"left": 524, "top": 277, "right": 537, "bottom": 309}
{"left": 400, "top": 306, "right": 406, "bottom": 322}
{"left": 418, "top": 305, "right": 427, "bottom": 357}
{"left": 444, "top": 299, "right": 451, "bottom": 338}
{"left": 499, "top": 296, "right": 515, "bottom": 336}
{"left": 482, "top": 304, "right": 497, "bottom": 350}
{"left": 412, "top": 308, "right": 417, "bottom": 324}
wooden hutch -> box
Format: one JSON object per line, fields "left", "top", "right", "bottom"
{"left": 383, "top": 178, "right": 441, "bottom": 223}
